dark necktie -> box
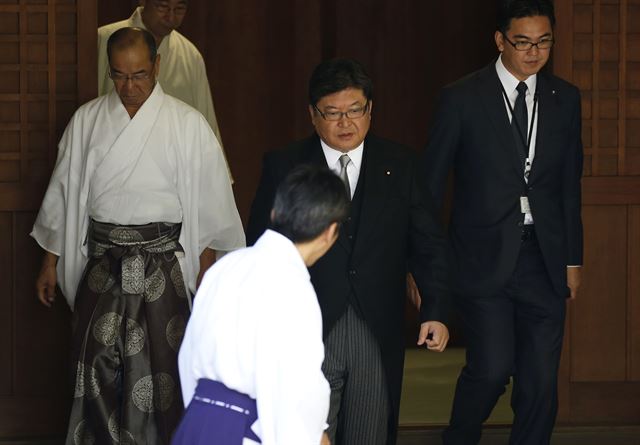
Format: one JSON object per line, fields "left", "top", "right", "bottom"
{"left": 338, "top": 154, "right": 352, "bottom": 199}
{"left": 512, "top": 81, "right": 528, "bottom": 169}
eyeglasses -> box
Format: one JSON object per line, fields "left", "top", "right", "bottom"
{"left": 503, "top": 34, "right": 554, "bottom": 51}
{"left": 109, "top": 71, "right": 153, "bottom": 83}
{"left": 314, "top": 101, "right": 370, "bottom": 121}
{"left": 151, "top": 1, "right": 187, "bottom": 15}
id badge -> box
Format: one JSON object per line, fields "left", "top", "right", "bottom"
{"left": 520, "top": 196, "right": 531, "bottom": 214}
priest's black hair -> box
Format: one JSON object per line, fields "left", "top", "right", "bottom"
{"left": 271, "top": 165, "right": 350, "bottom": 243}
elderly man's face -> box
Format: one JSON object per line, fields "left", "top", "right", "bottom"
{"left": 309, "top": 88, "right": 372, "bottom": 153}
{"left": 140, "top": 0, "right": 188, "bottom": 39}
{"left": 110, "top": 43, "right": 159, "bottom": 116}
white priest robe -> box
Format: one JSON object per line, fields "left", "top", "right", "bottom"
{"left": 97, "top": 7, "right": 224, "bottom": 149}
{"left": 30, "top": 83, "right": 245, "bottom": 308}
{"left": 178, "top": 229, "right": 330, "bottom": 445}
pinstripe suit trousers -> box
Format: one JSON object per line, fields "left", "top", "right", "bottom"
{"left": 322, "top": 305, "right": 389, "bottom": 445}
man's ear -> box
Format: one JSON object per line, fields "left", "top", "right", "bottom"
{"left": 309, "top": 104, "right": 318, "bottom": 125}
{"left": 325, "top": 222, "right": 339, "bottom": 244}
{"left": 269, "top": 209, "right": 276, "bottom": 224}
{"left": 495, "top": 30, "right": 505, "bottom": 52}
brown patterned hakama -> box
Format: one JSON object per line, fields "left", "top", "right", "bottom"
{"left": 65, "top": 220, "right": 190, "bottom": 445}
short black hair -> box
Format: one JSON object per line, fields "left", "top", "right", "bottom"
{"left": 497, "top": 0, "right": 556, "bottom": 34}
{"left": 107, "top": 27, "right": 157, "bottom": 64}
{"left": 271, "top": 165, "right": 350, "bottom": 243}
{"left": 308, "top": 58, "right": 373, "bottom": 107}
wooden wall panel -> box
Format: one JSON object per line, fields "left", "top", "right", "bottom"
{"left": 570, "top": 383, "right": 640, "bottom": 423}
{"left": 96, "top": 0, "right": 134, "bottom": 27}
{"left": 572, "top": 205, "right": 628, "bottom": 382}
{"left": 0, "top": 213, "right": 12, "bottom": 397}
{"left": 630, "top": 205, "right": 640, "bottom": 380}
{"left": 13, "top": 211, "right": 71, "bottom": 397}
{"left": 178, "top": 0, "right": 311, "bottom": 226}
{"left": 0, "top": 0, "right": 95, "bottom": 438}
{"left": 571, "top": 0, "right": 640, "bottom": 177}
{"left": 555, "top": 0, "right": 640, "bottom": 423}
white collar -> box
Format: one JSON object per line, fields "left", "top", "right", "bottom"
{"left": 320, "top": 139, "right": 364, "bottom": 171}
{"left": 495, "top": 54, "right": 537, "bottom": 98}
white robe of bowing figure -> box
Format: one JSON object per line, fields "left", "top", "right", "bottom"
{"left": 178, "top": 229, "right": 330, "bottom": 444}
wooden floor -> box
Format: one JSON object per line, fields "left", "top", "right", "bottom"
{"left": 400, "top": 347, "right": 513, "bottom": 425}
{"left": 3, "top": 426, "right": 640, "bottom": 445}
{"left": 3, "top": 348, "right": 638, "bottom": 444}
{"left": 397, "top": 426, "right": 640, "bottom": 445}
{"left": 398, "top": 348, "right": 640, "bottom": 445}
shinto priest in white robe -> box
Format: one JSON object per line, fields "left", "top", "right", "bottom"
{"left": 31, "top": 82, "right": 245, "bottom": 309}
{"left": 177, "top": 229, "right": 330, "bottom": 445}
{"left": 97, "top": 7, "right": 224, "bottom": 151}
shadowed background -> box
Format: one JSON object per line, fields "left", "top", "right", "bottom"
{"left": 0, "top": 0, "right": 638, "bottom": 441}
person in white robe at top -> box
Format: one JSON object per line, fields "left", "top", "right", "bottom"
{"left": 31, "top": 28, "right": 244, "bottom": 445}
{"left": 97, "top": 0, "right": 228, "bottom": 162}
{"left": 174, "top": 166, "right": 350, "bottom": 445}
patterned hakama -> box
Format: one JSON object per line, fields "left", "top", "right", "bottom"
{"left": 66, "top": 220, "right": 190, "bottom": 445}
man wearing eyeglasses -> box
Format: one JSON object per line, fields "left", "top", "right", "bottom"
{"left": 97, "top": 0, "right": 227, "bottom": 166}
{"left": 247, "top": 58, "right": 451, "bottom": 445}
{"left": 32, "top": 28, "right": 244, "bottom": 444}
{"left": 422, "top": 1, "right": 583, "bottom": 444}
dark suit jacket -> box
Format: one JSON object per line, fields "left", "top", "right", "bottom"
{"left": 246, "top": 133, "right": 450, "bottom": 442}
{"left": 422, "top": 62, "right": 583, "bottom": 298}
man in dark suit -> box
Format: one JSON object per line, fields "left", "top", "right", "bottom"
{"left": 422, "top": 1, "right": 583, "bottom": 444}
{"left": 246, "top": 58, "right": 451, "bottom": 445}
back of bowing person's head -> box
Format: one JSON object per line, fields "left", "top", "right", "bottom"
{"left": 271, "top": 165, "right": 350, "bottom": 243}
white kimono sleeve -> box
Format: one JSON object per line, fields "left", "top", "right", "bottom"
{"left": 31, "top": 111, "right": 90, "bottom": 307}
{"left": 174, "top": 111, "right": 244, "bottom": 294}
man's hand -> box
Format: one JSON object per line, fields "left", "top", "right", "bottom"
{"left": 320, "top": 432, "right": 331, "bottom": 445}
{"left": 36, "top": 252, "right": 58, "bottom": 307}
{"left": 567, "top": 266, "right": 581, "bottom": 300}
{"left": 417, "top": 321, "right": 449, "bottom": 352}
{"left": 406, "top": 273, "right": 421, "bottom": 310}
{"left": 196, "top": 247, "right": 217, "bottom": 289}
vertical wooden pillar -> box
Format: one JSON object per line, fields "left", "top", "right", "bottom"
{"left": 0, "top": 0, "right": 96, "bottom": 438}
{"left": 554, "top": 0, "right": 640, "bottom": 424}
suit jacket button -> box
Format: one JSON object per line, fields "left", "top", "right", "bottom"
{"left": 348, "top": 234, "right": 353, "bottom": 240}
{"left": 527, "top": 186, "right": 533, "bottom": 191}
{"left": 518, "top": 222, "right": 523, "bottom": 227}
{"left": 349, "top": 269, "right": 356, "bottom": 276}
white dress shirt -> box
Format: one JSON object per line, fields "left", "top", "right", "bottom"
{"left": 496, "top": 55, "right": 538, "bottom": 225}
{"left": 320, "top": 139, "right": 364, "bottom": 199}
